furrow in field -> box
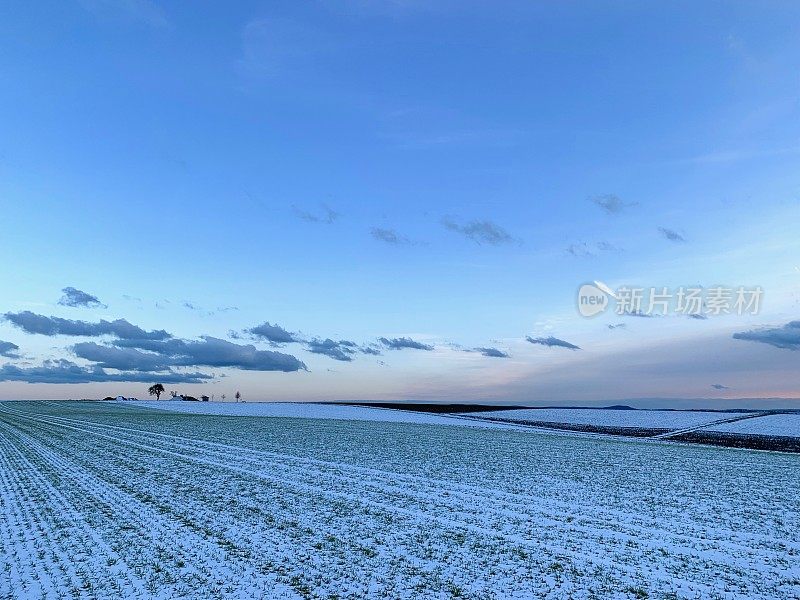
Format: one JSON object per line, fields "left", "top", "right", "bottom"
{"left": 2, "top": 409, "right": 585, "bottom": 597}
{"left": 24, "top": 406, "right": 800, "bottom": 563}
{"left": 0, "top": 415, "right": 302, "bottom": 600}
{"left": 0, "top": 420, "right": 156, "bottom": 598}
{"left": 0, "top": 408, "right": 718, "bottom": 522}
{"left": 0, "top": 425, "right": 85, "bottom": 598}
{"left": 2, "top": 407, "right": 735, "bottom": 597}
{"left": 7, "top": 408, "right": 536, "bottom": 600}
{"left": 5, "top": 402, "right": 799, "bottom": 599}
{"left": 0, "top": 433, "right": 53, "bottom": 599}
{"left": 0, "top": 434, "right": 30, "bottom": 597}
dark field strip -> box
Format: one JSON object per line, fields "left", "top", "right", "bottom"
{"left": 671, "top": 431, "right": 800, "bottom": 452}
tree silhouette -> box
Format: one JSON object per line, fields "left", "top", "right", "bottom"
{"left": 148, "top": 383, "right": 165, "bottom": 400}
{"left": 235, "top": 391, "right": 241, "bottom": 402}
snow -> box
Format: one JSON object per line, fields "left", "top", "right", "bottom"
{"left": 702, "top": 413, "right": 800, "bottom": 437}
{"left": 463, "top": 407, "right": 754, "bottom": 430}
{"left": 1, "top": 400, "right": 799, "bottom": 599}
{"left": 122, "top": 399, "right": 522, "bottom": 429}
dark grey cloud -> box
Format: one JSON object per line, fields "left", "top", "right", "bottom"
{"left": 73, "top": 342, "right": 170, "bottom": 371}
{"left": 305, "top": 338, "right": 358, "bottom": 362}
{"left": 733, "top": 321, "right": 800, "bottom": 350}
{"left": 109, "top": 336, "right": 307, "bottom": 372}
{"left": 0, "top": 340, "right": 20, "bottom": 358}
{"left": 293, "top": 203, "right": 339, "bottom": 224}
{"left": 441, "top": 217, "right": 515, "bottom": 246}
{"left": 474, "top": 347, "right": 509, "bottom": 358}
{"left": 58, "top": 287, "right": 106, "bottom": 309}
{"left": 711, "top": 383, "right": 730, "bottom": 390}
{"left": 247, "top": 322, "right": 300, "bottom": 344}
{"left": 379, "top": 337, "right": 434, "bottom": 351}
{"left": 658, "top": 227, "right": 686, "bottom": 242}
{"left": 591, "top": 194, "right": 637, "bottom": 215}
{"left": 526, "top": 335, "right": 581, "bottom": 350}
{"left": 4, "top": 311, "right": 171, "bottom": 340}
{"left": 370, "top": 227, "right": 411, "bottom": 245}
{"left": 0, "top": 360, "right": 210, "bottom": 384}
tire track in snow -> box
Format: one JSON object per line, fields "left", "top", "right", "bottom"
{"left": 652, "top": 412, "right": 774, "bottom": 440}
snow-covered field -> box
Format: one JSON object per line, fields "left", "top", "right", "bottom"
{"left": 462, "top": 407, "right": 751, "bottom": 431}
{"left": 123, "top": 399, "right": 520, "bottom": 429}
{"left": 701, "top": 413, "right": 800, "bottom": 437}
{"left": 1, "top": 401, "right": 799, "bottom": 599}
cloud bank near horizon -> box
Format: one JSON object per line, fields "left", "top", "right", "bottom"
{"left": 0, "top": 360, "right": 211, "bottom": 384}
{"left": 0, "top": 307, "right": 509, "bottom": 385}
{"left": 4, "top": 312, "right": 170, "bottom": 341}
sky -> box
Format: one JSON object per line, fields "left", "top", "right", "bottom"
{"left": 0, "top": 0, "right": 799, "bottom": 406}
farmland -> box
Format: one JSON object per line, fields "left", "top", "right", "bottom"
{"left": 1, "top": 401, "right": 799, "bottom": 599}
{"left": 460, "top": 408, "right": 755, "bottom": 432}
{"left": 701, "top": 413, "right": 800, "bottom": 437}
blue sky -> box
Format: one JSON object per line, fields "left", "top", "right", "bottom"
{"left": 1, "top": 0, "right": 799, "bottom": 405}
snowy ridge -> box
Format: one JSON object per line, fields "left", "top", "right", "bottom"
{"left": 120, "top": 399, "right": 524, "bottom": 429}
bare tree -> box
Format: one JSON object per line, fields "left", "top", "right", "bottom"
{"left": 148, "top": 383, "right": 165, "bottom": 400}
